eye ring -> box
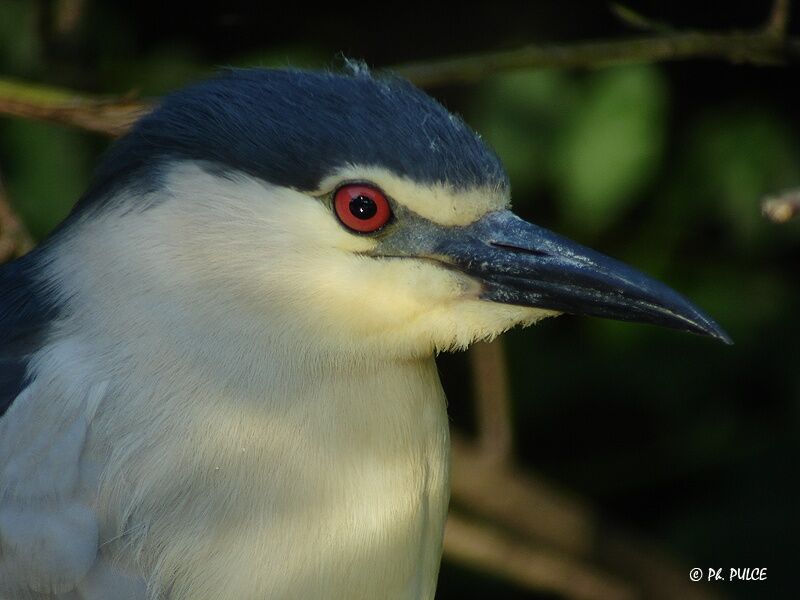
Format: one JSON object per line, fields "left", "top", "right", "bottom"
{"left": 333, "top": 183, "right": 392, "bottom": 233}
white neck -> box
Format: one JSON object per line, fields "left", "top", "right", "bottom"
{"left": 26, "top": 170, "right": 476, "bottom": 600}
{"left": 90, "top": 352, "right": 450, "bottom": 599}
{"left": 36, "top": 211, "right": 452, "bottom": 599}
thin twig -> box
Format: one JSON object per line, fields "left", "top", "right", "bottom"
{"left": 450, "top": 435, "right": 723, "bottom": 600}
{"left": 469, "top": 339, "right": 514, "bottom": 465}
{"left": 0, "top": 177, "right": 34, "bottom": 262}
{"left": 2, "top": 9, "right": 800, "bottom": 132}
{"left": 397, "top": 1, "right": 798, "bottom": 87}
{"left": 451, "top": 434, "right": 597, "bottom": 556}
{"left": 54, "top": 0, "right": 88, "bottom": 36}
{"left": 444, "top": 513, "right": 636, "bottom": 600}
{"left": 761, "top": 188, "right": 800, "bottom": 223}
{"left": 765, "top": 0, "right": 792, "bottom": 38}
{"left": 393, "top": 30, "right": 800, "bottom": 87}
{"left": 0, "top": 78, "right": 149, "bottom": 137}
{"left": 610, "top": 4, "right": 675, "bottom": 34}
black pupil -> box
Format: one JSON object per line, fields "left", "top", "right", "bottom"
{"left": 349, "top": 195, "right": 377, "bottom": 220}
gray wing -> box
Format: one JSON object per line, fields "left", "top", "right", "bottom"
{"left": 0, "top": 255, "right": 144, "bottom": 598}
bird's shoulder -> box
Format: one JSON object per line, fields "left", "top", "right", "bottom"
{"left": 0, "top": 261, "right": 114, "bottom": 598}
{"left": 0, "top": 251, "right": 61, "bottom": 416}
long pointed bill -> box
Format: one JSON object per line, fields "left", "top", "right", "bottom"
{"left": 432, "top": 211, "right": 731, "bottom": 343}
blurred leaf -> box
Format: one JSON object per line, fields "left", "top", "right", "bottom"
{"left": 0, "top": 0, "right": 42, "bottom": 74}
{"left": 472, "top": 70, "right": 576, "bottom": 194}
{"left": 1, "top": 120, "right": 91, "bottom": 239}
{"left": 553, "top": 65, "right": 667, "bottom": 233}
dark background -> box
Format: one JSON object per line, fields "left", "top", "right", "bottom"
{"left": 1, "top": 1, "right": 798, "bottom": 598}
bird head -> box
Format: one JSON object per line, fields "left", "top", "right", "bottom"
{"left": 57, "top": 68, "right": 729, "bottom": 362}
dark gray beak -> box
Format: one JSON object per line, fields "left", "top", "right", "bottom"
{"left": 433, "top": 210, "right": 731, "bottom": 343}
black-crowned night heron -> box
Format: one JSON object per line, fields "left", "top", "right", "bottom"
{"left": 0, "top": 68, "right": 729, "bottom": 599}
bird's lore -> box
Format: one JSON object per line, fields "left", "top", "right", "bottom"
{"left": 0, "top": 67, "right": 727, "bottom": 599}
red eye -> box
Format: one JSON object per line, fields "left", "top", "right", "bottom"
{"left": 333, "top": 184, "right": 392, "bottom": 233}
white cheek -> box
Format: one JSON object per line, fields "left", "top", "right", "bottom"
{"left": 59, "top": 162, "right": 555, "bottom": 360}
{"left": 286, "top": 257, "right": 470, "bottom": 330}
{"left": 287, "top": 253, "right": 558, "bottom": 355}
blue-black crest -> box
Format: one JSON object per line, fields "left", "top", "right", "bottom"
{"left": 77, "top": 67, "right": 509, "bottom": 211}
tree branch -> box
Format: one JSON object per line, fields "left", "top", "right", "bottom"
{"left": 393, "top": 30, "right": 800, "bottom": 87}
{"left": 394, "top": 1, "right": 798, "bottom": 87}
{"left": 444, "top": 513, "right": 636, "bottom": 600}
{"left": 610, "top": 4, "right": 675, "bottom": 34}
{"left": 761, "top": 188, "right": 800, "bottom": 223}
{"left": 765, "top": 0, "right": 792, "bottom": 39}
{"left": 469, "top": 339, "right": 514, "bottom": 465}
{"left": 2, "top": 5, "right": 799, "bottom": 132}
{"left": 0, "top": 78, "right": 148, "bottom": 137}
{"left": 0, "top": 176, "right": 33, "bottom": 262}
{"left": 450, "top": 434, "right": 723, "bottom": 600}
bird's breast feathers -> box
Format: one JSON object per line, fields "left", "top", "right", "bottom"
{"left": 0, "top": 324, "right": 450, "bottom": 599}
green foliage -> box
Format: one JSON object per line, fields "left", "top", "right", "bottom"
{"left": 1, "top": 120, "right": 91, "bottom": 238}
{"left": 684, "top": 109, "right": 800, "bottom": 244}
{"left": 0, "top": 0, "right": 41, "bottom": 74}
{"left": 553, "top": 66, "right": 667, "bottom": 233}
{"left": 473, "top": 69, "right": 576, "bottom": 192}
{"left": 474, "top": 66, "right": 667, "bottom": 234}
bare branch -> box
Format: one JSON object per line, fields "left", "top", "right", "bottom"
{"left": 762, "top": 188, "right": 800, "bottom": 223}
{"left": 0, "top": 177, "right": 34, "bottom": 263}
{"left": 395, "top": 1, "right": 795, "bottom": 87}
{"left": 0, "top": 78, "right": 149, "bottom": 137}
{"left": 444, "top": 513, "right": 636, "bottom": 600}
{"left": 2, "top": 11, "right": 799, "bottom": 132}
{"left": 451, "top": 434, "right": 596, "bottom": 555}
{"left": 392, "top": 30, "right": 800, "bottom": 87}
{"left": 55, "top": 0, "right": 88, "bottom": 36}
{"left": 469, "top": 339, "right": 514, "bottom": 465}
{"left": 450, "top": 435, "right": 723, "bottom": 600}
{"left": 765, "top": 0, "right": 792, "bottom": 38}
{"left": 610, "top": 4, "right": 674, "bottom": 34}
